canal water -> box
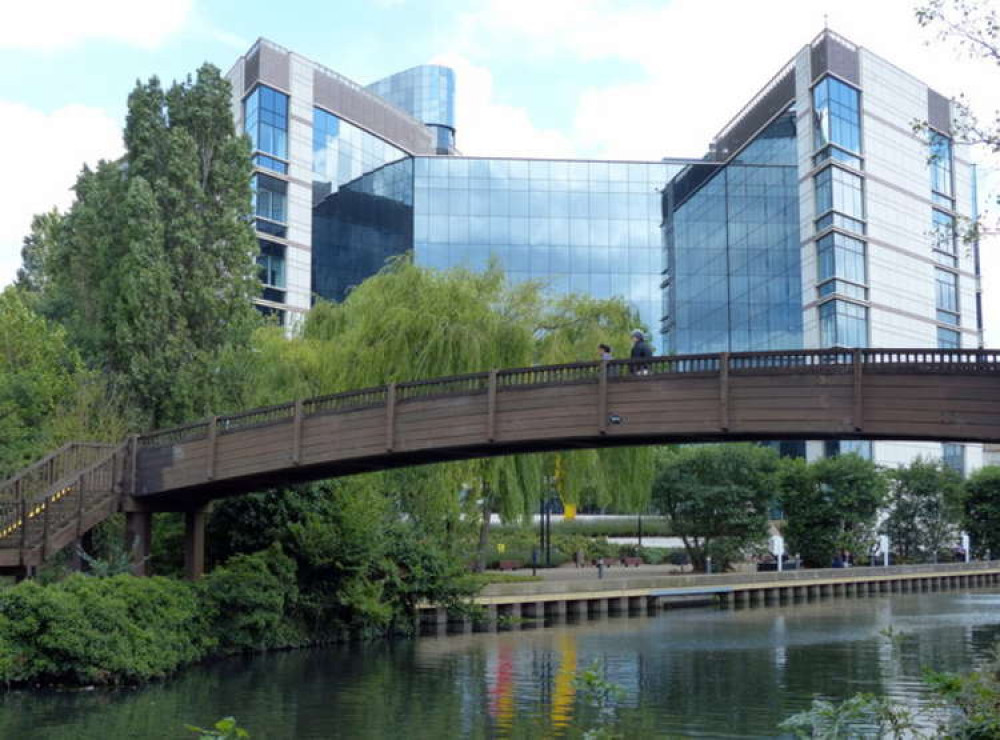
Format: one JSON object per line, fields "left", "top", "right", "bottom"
{"left": 3, "top": 589, "right": 999, "bottom": 738}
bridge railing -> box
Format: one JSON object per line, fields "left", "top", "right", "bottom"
{"left": 136, "top": 348, "right": 1000, "bottom": 448}
{"left": 0, "top": 443, "right": 116, "bottom": 521}
{"left": 0, "top": 441, "right": 129, "bottom": 551}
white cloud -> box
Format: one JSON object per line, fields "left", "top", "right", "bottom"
{"left": 0, "top": 101, "right": 122, "bottom": 287}
{"left": 0, "top": 0, "right": 193, "bottom": 50}
{"left": 429, "top": 53, "right": 576, "bottom": 158}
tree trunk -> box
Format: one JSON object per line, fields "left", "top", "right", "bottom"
{"left": 475, "top": 485, "right": 492, "bottom": 573}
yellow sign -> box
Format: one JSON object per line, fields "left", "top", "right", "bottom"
{"left": 564, "top": 504, "right": 576, "bottom": 520}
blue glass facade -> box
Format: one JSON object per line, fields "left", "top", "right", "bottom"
{"left": 245, "top": 85, "right": 289, "bottom": 174}
{"left": 812, "top": 76, "right": 862, "bottom": 168}
{"left": 663, "top": 110, "right": 802, "bottom": 354}
{"left": 413, "top": 157, "right": 674, "bottom": 338}
{"left": 311, "top": 107, "right": 412, "bottom": 300}
{"left": 366, "top": 66, "right": 456, "bottom": 153}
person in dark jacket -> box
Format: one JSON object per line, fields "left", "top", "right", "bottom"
{"left": 629, "top": 330, "right": 652, "bottom": 375}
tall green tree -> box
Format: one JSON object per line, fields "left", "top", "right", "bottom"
{"left": 964, "top": 466, "right": 1000, "bottom": 558}
{"left": 651, "top": 444, "right": 777, "bottom": 572}
{"left": 28, "top": 64, "right": 259, "bottom": 428}
{"left": 883, "top": 458, "right": 964, "bottom": 563}
{"left": 0, "top": 288, "right": 128, "bottom": 477}
{"left": 781, "top": 454, "right": 887, "bottom": 568}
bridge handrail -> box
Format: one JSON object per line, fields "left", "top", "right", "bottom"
{"left": 0, "top": 441, "right": 129, "bottom": 544}
{"left": 0, "top": 443, "right": 116, "bottom": 507}
{"left": 136, "top": 348, "right": 1000, "bottom": 448}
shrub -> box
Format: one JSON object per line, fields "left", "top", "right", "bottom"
{"left": 198, "top": 544, "right": 300, "bottom": 653}
{"left": 0, "top": 574, "right": 210, "bottom": 685}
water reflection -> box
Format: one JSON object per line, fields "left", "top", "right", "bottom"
{"left": 2, "top": 591, "right": 999, "bottom": 738}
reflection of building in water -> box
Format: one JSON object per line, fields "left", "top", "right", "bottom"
{"left": 550, "top": 633, "right": 577, "bottom": 732}
{"left": 487, "top": 643, "right": 516, "bottom": 731}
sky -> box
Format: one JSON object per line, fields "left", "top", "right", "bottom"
{"left": 1, "top": 0, "right": 998, "bottom": 343}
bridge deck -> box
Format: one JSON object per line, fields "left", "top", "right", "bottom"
{"left": 134, "top": 349, "right": 1000, "bottom": 506}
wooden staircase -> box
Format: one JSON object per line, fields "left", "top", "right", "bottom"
{"left": 0, "top": 441, "right": 131, "bottom": 574}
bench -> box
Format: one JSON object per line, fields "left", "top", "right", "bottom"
{"left": 621, "top": 557, "right": 643, "bottom": 568}
{"left": 497, "top": 560, "right": 522, "bottom": 571}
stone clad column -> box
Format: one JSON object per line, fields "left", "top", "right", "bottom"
{"left": 124, "top": 508, "right": 152, "bottom": 577}
{"left": 184, "top": 504, "right": 211, "bottom": 580}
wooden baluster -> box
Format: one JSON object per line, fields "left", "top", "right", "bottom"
{"left": 292, "top": 399, "right": 304, "bottom": 465}
{"left": 598, "top": 361, "right": 609, "bottom": 435}
{"left": 77, "top": 475, "right": 85, "bottom": 538}
{"left": 41, "top": 492, "right": 50, "bottom": 559}
{"left": 385, "top": 383, "right": 396, "bottom": 453}
{"left": 487, "top": 371, "right": 498, "bottom": 443}
{"left": 206, "top": 416, "right": 218, "bottom": 481}
{"left": 853, "top": 348, "right": 864, "bottom": 432}
{"left": 719, "top": 352, "right": 730, "bottom": 433}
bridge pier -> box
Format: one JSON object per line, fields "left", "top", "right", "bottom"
{"left": 125, "top": 509, "right": 152, "bottom": 577}
{"left": 183, "top": 505, "right": 210, "bottom": 580}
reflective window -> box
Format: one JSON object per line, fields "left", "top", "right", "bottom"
{"left": 935, "top": 267, "right": 959, "bottom": 324}
{"left": 664, "top": 110, "right": 802, "bottom": 353}
{"left": 366, "top": 65, "right": 456, "bottom": 130}
{"left": 813, "top": 76, "right": 862, "bottom": 154}
{"left": 817, "top": 231, "right": 866, "bottom": 285}
{"left": 825, "top": 440, "right": 873, "bottom": 459}
{"left": 409, "top": 156, "right": 677, "bottom": 337}
{"left": 245, "top": 85, "right": 288, "bottom": 166}
{"left": 814, "top": 165, "right": 864, "bottom": 223}
{"left": 942, "top": 443, "right": 964, "bottom": 475}
{"left": 932, "top": 209, "right": 957, "bottom": 266}
{"left": 819, "top": 299, "right": 868, "bottom": 347}
{"left": 937, "top": 326, "right": 961, "bottom": 349}
{"left": 252, "top": 153, "right": 288, "bottom": 175}
{"left": 930, "top": 131, "right": 953, "bottom": 199}
{"left": 257, "top": 240, "right": 286, "bottom": 289}
{"left": 312, "top": 107, "right": 407, "bottom": 190}
{"left": 251, "top": 174, "right": 287, "bottom": 223}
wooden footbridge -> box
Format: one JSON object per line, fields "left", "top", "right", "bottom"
{"left": 2, "top": 348, "right": 999, "bottom": 579}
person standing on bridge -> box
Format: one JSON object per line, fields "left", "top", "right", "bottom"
{"left": 629, "top": 330, "right": 652, "bottom": 375}
{"left": 598, "top": 344, "right": 613, "bottom": 361}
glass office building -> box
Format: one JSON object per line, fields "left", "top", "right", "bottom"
{"left": 227, "top": 30, "right": 985, "bottom": 472}
{"left": 366, "top": 65, "right": 456, "bottom": 154}
{"left": 663, "top": 110, "right": 802, "bottom": 354}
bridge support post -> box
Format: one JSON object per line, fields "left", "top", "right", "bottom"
{"left": 125, "top": 510, "right": 152, "bottom": 577}
{"left": 184, "top": 505, "right": 210, "bottom": 581}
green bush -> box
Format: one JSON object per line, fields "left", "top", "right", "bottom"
{"left": 198, "top": 544, "right": 300, "bottom": 653}
{"left": 0, "top": 574, "right": 211, "bottom": 685}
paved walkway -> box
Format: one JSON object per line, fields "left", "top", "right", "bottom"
{"left": 500, "top": 562, "right": 754, "bottom": 582}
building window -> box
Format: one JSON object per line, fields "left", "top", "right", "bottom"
{"left": 255, "top": 304, "right": 286, "bottom": 326}
{"left": 814, "top": 165, "right": 864, "bottom": 232}
{"left": 932, "top": 209, "right": 957, "bottom": 266}
{"left": 824, "top": 440, "right": 873, "bottom": 459}
{"left": 252, "top": 173, "right": 287, "bottom": 224}
{"left": 252, "top": 153, "right": 288, "bottom": 175}
{"left": 942, "top": 443, "right": 964, "bottom": 476}
{"left": 820, "top": 299, "right": 867, "bottom": 347}
{"left": 935, "top": 267, "right": 959, "bottom": 325}
{"left": 813, "top": 76, "right": 862, "bottom": 159}
{"left": 929, "top": 131, "right": 953, "bottom": 201}
{"left": 817, "top": 231, "right": 866, "bottom": 282}
{"left": 937, "top": 326, "right": 961, "bottom": 349}
{"left": 245, "top": 85, "right": 288, "bottom": 171}
{"left": 257, "top": 240, "right": 286, "bottom": 290}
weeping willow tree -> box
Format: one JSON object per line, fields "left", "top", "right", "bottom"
{"left": 535, "top": 294, "right": 657, "bottom": 513}
{"left": 237, "top": 256, "right": 656, "bottom": 564}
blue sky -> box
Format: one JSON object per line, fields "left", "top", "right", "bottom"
{"left": 1, "top": 0, "right": 998, "bottom": 340}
